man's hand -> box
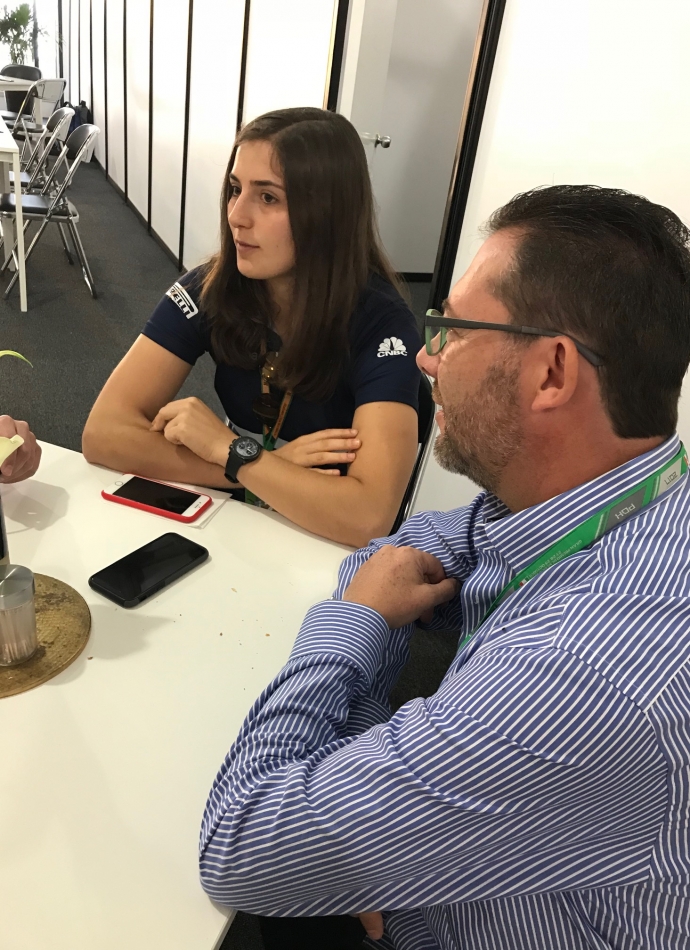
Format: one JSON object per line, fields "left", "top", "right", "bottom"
{"left": 357, "top": 911, "right": 384, "bottom": 940}
{"left": 0, "top": 416, "right": 41, "bottom": 483}
{"left": 342, "top": 545, "right": 459, "bottom": 629}
{"left": 151, "top": 397, "right": 234, "bottom": 467}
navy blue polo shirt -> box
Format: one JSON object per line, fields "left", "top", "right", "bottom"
{"left": 142, "top": 267, "right": 421, "bottom": 443}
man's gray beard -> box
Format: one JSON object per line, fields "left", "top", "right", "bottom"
{"left": 433, "top": 357, "right": 523, "bottom": 495}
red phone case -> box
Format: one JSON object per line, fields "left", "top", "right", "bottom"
{"left": 101, "top": 477, "right": 213, "bottom": 523}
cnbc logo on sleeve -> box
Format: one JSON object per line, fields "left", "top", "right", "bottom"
{"left": 377, "top": 337, "right": 407, "bottom": 357}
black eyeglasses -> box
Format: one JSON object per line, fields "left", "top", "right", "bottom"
{"left": 424, "top": 309, "right": 605, "bottom": 367}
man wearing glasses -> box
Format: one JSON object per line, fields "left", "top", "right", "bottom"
{"left": 200, "top": 185, "right": 690, "bottom": 950}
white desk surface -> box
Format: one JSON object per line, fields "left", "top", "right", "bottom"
{"left": 0, "top": 76, "right": 62, "bottom": 93}
{"left": 0, "top": 114, "right": 18, "bottom": 155}
{"left": 0, "top": 442, "right": 352, "bottom": 950}
{"left": 0, "top": 77, "right": 36, "bottom": 91}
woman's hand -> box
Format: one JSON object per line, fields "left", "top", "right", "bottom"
{"left": 151, "top": 397, "right": 234, "bottom": 467}
{"left": 273, "top": 428, "right": 361, "bottom": 474}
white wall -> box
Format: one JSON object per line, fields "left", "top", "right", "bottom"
{"left": 91, "top": 0, "right": 106, "bottom": 168}
{"left": 105, "top": 0, "right": 125, "bottom": 192}
{"left": 124, "top": 0, "right": 150, "bottom": 220}
{"left": 182, "top": 0, "right": 245, "bottom": 269}
{"left": 59, "top": 0, "right": 340, "bottom": 267}
{"left": 149, "top": 0, "right": 187, "bottom": 255}
{"left": 413, "top": 0, "right": 690, "bottom": 514}
{"left": 371, "top": 0, "right": 483, "bottom": 273}
{"left": 242, "top": 0, "right": 337, "bottom": 123}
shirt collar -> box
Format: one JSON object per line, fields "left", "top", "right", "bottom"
{"left": 482, "top": 435, "right": 682, "bottom": 574}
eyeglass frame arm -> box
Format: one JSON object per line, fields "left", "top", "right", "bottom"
{"left": 424, "top": 312, "right": 604, "bottom": 367}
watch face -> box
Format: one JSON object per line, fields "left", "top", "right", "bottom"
{"left": 235, "top": 437, "right": 260, "bottom": 460}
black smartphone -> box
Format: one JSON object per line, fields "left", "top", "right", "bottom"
{"left": 88, "top": 533, "right": 209, "bottom": 608}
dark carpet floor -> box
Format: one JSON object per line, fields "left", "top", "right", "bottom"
{"left": 0, "top": 162, "right": 225, "bottom": 450}
{"left": 0, "top": 163, "right": 455, "bottom": 950}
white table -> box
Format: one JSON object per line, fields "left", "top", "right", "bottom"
{"left": 0, "top": 76, "right": 46, "bottom": 129}
{"left": 0, "top": 442, "right": 352, "bottom": 949}
{"left": 0, "top": 114, "right": 26, "bottom": 311}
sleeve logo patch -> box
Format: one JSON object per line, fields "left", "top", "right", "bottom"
{"left": 166, "top": 282, "right": 199, "bottom": 319}
{"left": 377, "top": 336, "right": 407, "bottom": 357}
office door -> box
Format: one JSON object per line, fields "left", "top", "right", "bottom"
{"left": 338, "top": 0, "right": 398, "bottom": 166}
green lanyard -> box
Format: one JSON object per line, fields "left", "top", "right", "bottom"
{"left": 245, "top": 390, "right": 294, "bottom": 508}
{"left": 456, "top": 443, "right": 688, "bottom": 652}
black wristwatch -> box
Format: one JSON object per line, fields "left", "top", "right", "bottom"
{"left": 225, "top": 436, "right": 263, "bottom": 482}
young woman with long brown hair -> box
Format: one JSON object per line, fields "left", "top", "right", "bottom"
{"left": 82, "top": 108, "right": 420, "bottom": 547}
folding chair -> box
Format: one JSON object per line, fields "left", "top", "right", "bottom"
{"left": 391, "top": 374, "right": 435, "bottom": 533}
{"left": 4, "top": 79, "right": 65, "bottom": 137}
{"left": 0, "top": 64, "right": 41, "bottom": 119}
{"left": 0, "top": 125, "right": 100, "bottom": 301}
{"left": 9, "top": 107, "right": 74, "bottom": 192}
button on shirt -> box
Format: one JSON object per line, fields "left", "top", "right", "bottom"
{"left": 200, "top": 436, "right": 690, "bottom": 950}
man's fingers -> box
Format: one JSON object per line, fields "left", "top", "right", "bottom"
{"left": 314, "top": 468, "right": 341, "bottom": 475}
{"left": 415, "top": 548, "right": 448, "bottom": 585}
{"left": 357, "top": 911, "right": 384, "bottom": 940}
{"left": 429, "top": 576, "right": 460, "bottom": 606}
{"left": 343, "top": 545, "right": 459, "bottom": 628}
{"left": 418, "top": 577, "right": 459, "bottom": 624}
{"left": 0, "top": 415, "right": 19, "bottom": 439}
{"left": 0, "top": 423, "right": 40, "bottom": 482}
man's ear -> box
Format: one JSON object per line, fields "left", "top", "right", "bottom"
{"left": 529, "top": 338, "right": 580, "bottom": 413}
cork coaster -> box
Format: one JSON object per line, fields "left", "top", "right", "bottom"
{"left": 0, "top": 574, "right": 91, "bottom": 699}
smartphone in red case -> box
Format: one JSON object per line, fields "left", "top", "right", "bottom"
{"left": 102, "top": 475, "right": 212, "bottom": 523}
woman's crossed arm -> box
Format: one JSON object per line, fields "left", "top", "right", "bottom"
{"left": 83, "top": 336, "right": 418, "bottom": 547}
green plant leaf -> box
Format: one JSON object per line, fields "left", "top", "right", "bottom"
{"left": 0, "top": 349, "right": 32, "bottom": 366}
{"left": 0, "top": 4, "right": 34, "bottom": 63}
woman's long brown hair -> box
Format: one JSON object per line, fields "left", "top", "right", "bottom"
{"left": 200, "top": 107, "right": 400, "bottom": 402}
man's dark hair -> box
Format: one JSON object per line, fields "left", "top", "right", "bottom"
{"left": 486, "top": 185, "right": 690, "bottom": 438}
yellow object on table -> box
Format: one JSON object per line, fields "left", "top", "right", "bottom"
{"left": 0, "top": 434, "right": 23, "bottom": 468}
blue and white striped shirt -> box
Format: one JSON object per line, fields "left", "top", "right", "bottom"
{"left": 200, "top": 436, "right": 690, "bottom": 949}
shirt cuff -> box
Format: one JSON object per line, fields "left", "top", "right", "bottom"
{"left": 289, "top": 600, "right": 390, "bottom": 688}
